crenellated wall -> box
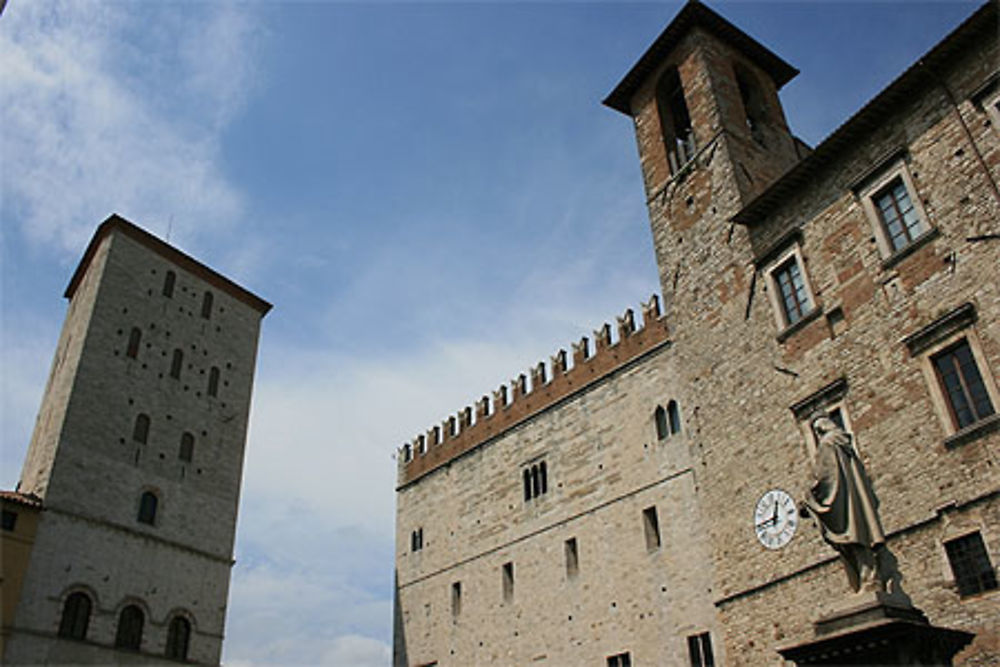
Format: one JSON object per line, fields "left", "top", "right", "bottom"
{"left": 397, "top": 296, "right": 669, "bottom": 487}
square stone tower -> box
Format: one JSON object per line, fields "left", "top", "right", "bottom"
{"left": 5, "top": 215, "right": 270, "bottom": 665}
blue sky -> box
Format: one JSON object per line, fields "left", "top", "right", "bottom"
{"left": 0, "top": 1, "right": 981, "bottom": 664}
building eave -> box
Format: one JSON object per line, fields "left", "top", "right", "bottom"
{"left": 732, "top": 1, "right": 996, "bottom": 227}
{"left": 64, "top": 214, "right": 273, "bottom": 316}
{"left": 603, "top": 0, "right": 798, "bottom": 116}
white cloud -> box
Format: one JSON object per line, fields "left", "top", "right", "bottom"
{"left": 0, "top": 0, "right": 258, "bottom": 255}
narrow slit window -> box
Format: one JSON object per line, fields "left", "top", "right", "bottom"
{"left": 179, "top": 432, "right": 194, "bottom": 462}
{"left": 170, "top": 349, "right": 183, "bottom": 379}
{"left": 201, "top": 291, "right": 214, "bottom": 319}
{"left": 137, "top": 491, "right": 158, "bottom": 525}
{"left": 668, "top": 400, "right": 682, "bottom": 435}
{"left": 655, "top": 405, "right": 668, "bottom": 440}
{"left": 208, "top": 366, "right": 220, "bottom": 397}
{"left": 502, "top": 562, "right": 514, "bottom": 603}
{"left": 523, "top": 469, "right": 532, "bottom": 501}
{"left": 451, "top": 582, "right": 461, "bottom": 617}
{"left": 133, "top": 414, "right": 150, "bottom": 444}
{"left": 165, "top": 616, "right": 191, "bottom": 661}
{"left": 643, "top": 506, "right": 661, "bottom": 551}
{"left": 163, "top": 270, "right": 176, "bottom": 297}
{"left": 565, "top": 537, "right": 579, "bottom": 579}
{"left": 115, "top": 605, "right": 144, "bottom": 651}
{"left": 58, "top": 592, "right": 91, "bottom": 640}
{"left": 539, "top": 461, "right": 547, "bottom": 494}
{"left": 127, "top": 327, "right": 142, "bottom": 359}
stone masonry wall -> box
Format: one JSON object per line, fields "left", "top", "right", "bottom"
{"left": 396, "top": 343, "right": 721, "bottom": 666}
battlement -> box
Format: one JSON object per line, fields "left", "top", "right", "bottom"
{"left": 396, "top": 296, "right": 670, "bottom": 487}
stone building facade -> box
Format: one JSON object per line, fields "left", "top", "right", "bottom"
{"left": 395, "top": 2, "right": 1000, "bottom": 665}
{"left": 3, "top": 215, "right": 270, "bottom": 665}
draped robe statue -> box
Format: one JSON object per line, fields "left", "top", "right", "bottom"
{"left": 804, "top": 417, "right": 887, "bottom": 593}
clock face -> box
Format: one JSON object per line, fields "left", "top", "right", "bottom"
{"left": 754, "top": 489, "right": 798, "bottom": 550}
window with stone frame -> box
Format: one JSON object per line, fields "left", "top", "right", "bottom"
{"left": 522, "top": 460, "right": 548, "bottom": 502}
{"left": 761, "top": 243, "right": 817, "bottom": 333}
{"left": 944, "top": 532, "right": 997, "bottom": 597}
{"left": 932, "top": 339, "right": 996, "bottom": 431}
{"left": 855, "top": 155, "right": 933, "bottom": 262}
{"left": 607, "top": 651, "right": 632, "bottom": 667}
{"left": 904, "top": 304, "right": 1000, "bottom": 443}
{"left": 791, "top": 378, "right": 857, "bottom": 459}
{"left": 58, "top": 591, "right": 92, "bottom": 640}
{"left": 687, "top": 631, "right": 715, "bottom": 667}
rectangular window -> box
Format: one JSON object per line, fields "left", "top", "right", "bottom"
{"left": 773, "top": 256, "right": 812, "bottom": 326}
{"left": 761, "top": 243, "right": 817, "bottom": 334}
{"left": 687, "top": 632, "right": 715, "bottom": 667}
{"left": 855, "top": 157, "right": 933, "bottom": 261}
{"left": 411, "top": 528, "right": 423, "bottom": 552}
{"left": 523, "top": 460, "right": 548, "bottom": 502}
{"left": 944, "top": 532, "right": 997, "bottom": 597}
{"left": 932, "top": 340, "right": 996, "bottom": 430}
{"left": 607, "top": 652, "right": 632, "bottom": 667}
{"left": 502, "top": 562, "right": 514, "bottom": 603}
{"left": 451, "top": 582, "right": 461, "bottom": 617}
{"left": 643, "top": 506, "right": 661, "bottom": 551}
{"left": 565, "top": 538, "right": 579, "bottom": 579}
{"left": 873, "top": 177, "right": 927, "bottom": 253}
{"left": 2, "top": 510, "right": 17, "bottom": 532}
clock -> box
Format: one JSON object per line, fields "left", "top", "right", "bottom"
{"left": 753, "top": 489, "right": 798, "bottom": 550}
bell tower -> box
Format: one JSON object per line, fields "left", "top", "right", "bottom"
{"left": 605, "top": 0, "right": 803, "bottom": 334}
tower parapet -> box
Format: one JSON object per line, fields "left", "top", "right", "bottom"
{"left": 397, "top": 295, "right": 669, "bottom": 486}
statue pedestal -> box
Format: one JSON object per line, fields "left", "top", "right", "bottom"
{"left": 778, "top": 593, "right": 973, "bottom": 665}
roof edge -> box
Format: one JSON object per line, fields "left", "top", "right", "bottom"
{"left": 732, "top": 1, "right": 996, "bottom": 226}
{"left": 604, "top": 0, "right": 798, "bottom": 116}
{"left": 64, "top": 214, "right": 273, "bottom": 316}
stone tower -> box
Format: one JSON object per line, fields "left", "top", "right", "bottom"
{"left": 604, "top": 0, "right": 803, "bottom": 333}
{"left": 5, "top": 215, "right": 270, "bottom": 665}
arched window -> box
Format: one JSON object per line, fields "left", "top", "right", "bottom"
{"left": 137, "top": 491, "right": 158, "bottom": 525}
{"left": 58, "top": 592, "right": 91, "bottom": 640}
{"left": 165, "top": 615, "right": 191, "bottom": 661}
{"left": 201, "top": 291, "right": 213, "bottom": 319}
{"left": 179, "top": 433, "right": 194, "bottom": 462}
{"left": 734, "top": 63, "right": 767, "bottom": 145}
{"left": 170, "top": 349, "right": 183, "bottom": 379}
{"left": 207, "top": 367, "right": 220, "bottom": 397}
{"left": 667, "top": 400, "right": 682, "bottom": 436}
{"left": 656, "top": 68, "right": 695, "bottom": 174}
{"left": 654, "top": 405, "right": 669, "bottom": 440}
{"left": 133, "top": 414, "right": 150, "bottom": 444}
{"left": 114, "top": 604, "right": 144, "bottom": 651}
{"left": 126, "top": 328, "right": 142, "bottom": 359}
{"left": 163, "top": 270, "right": 176, "bottom": 298}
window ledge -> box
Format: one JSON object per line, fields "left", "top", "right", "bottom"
{"left": 880, "top": 227, "right": 940, "bottom": 270}
{"left": 776, "top": 306, "right": 823, "bottom": 343}
{"left": 944, "top": 413, "right": 1000, "bottom": 450}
